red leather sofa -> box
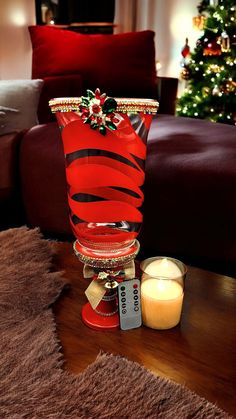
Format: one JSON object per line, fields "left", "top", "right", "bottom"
{"left": 1, "top": 27, "right": 235, "bottom": 277}
{"left": 2, "top": 108, "right": 235, "bottom": 277}
{"left": 17, "top": 114, "right": 236, "bottom": 277}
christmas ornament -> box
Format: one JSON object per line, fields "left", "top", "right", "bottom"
{"left": 79, "top": 88, "right": 120, "bottom": 136}
{"left": 180, "top": 38, "right": 191, "bottom": 80}
{"left": 202, "top": 86, "right": 210, "bottom": 97}
{"left": 212, "top": 85, "right": 221, "bottom": 95}
{"left": 181, "top": 38, "right": 190, "bottom": 58}
{"left": 222, "top": 80, "right": 236, "bottom": 93}
{"left": 192, "top": 15, "right": 206, "bottom": 30}
{"left": 220, "top": 31, "right": 231, "bottom": 52}
{"left": 203, "top": 40, "right": 222, "bottom": 55}
{"left": 180, "top": 66, "right": 190, "bottom": 80}
{"left": 208, "top": 64, "right": 222, "bottom": 74}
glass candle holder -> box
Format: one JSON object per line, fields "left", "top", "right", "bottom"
{"left": 140, "top": 257, "right": 187, "bottom": 330}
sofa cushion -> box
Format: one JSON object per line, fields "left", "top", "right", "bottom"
{"left": 28, "top": 26, "right": 157, "bottom": 99}
{"left": 0, "top": 79, "right": 43, "bottom": 135}
{"left": 0, "top": 131, "right": 26, "bottom": 230}
{"left": 19, "top": 115, "right": 236, "bottom": 275}
{"left": 0, "top": 132, "right": 21, "bottom": 200}
{"left": 141, "top": 114, "right": 236, "bottom": 274}
{"left": 20, "top": 123, "right": 71, "bottom": 236}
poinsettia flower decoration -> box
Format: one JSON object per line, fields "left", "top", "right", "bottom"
{"left": 79, "top": 88, "right": 120, "bottom": 135}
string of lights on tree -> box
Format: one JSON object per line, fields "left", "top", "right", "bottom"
{"left": 177, "top": 0, "right": 236, "bottom": 125}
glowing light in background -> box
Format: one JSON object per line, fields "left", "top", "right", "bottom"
{"left": 0, "top": 1, "right": 36, "bottom": 78}
{"left": 170, "top": 12, "right": 194, "bottom": 40}
{"left": 155, "top": 60, "right": 162, "bottom": 72}
{"left": 9, "top": 8, "right": 26, "bottom": 26}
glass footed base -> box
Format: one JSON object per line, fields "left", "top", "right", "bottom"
{"left": 82, "top": 303, "right": 120, "bottom": 331}
{"left": 73, "top": 239, "right": 140, "bottom": 268}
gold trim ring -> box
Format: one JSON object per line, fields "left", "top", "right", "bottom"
{"left": 73, "top": 240, "right": 140, "bottom": 268}
{"left": 49, "top": 97, "right": 159, "bottom": 115}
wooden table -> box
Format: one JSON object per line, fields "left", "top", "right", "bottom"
{"left": 52, "top": 242, "right": 236, "bottom": 417}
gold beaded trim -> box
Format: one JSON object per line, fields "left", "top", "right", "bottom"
{"left": 73, "top": 240, "right": 140, "bottom": 268}
{"left": 49, "top": 97, "right": 159, "bottom": 115}
{"left": 116, "top": 98, "right": 159, "bottom": 114}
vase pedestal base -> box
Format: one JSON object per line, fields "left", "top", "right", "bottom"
{"left": 74, "top": 239, "right": 140, "bottom": 331}
{"left": 82, "top": 302, "right": 120, "bottom": 331}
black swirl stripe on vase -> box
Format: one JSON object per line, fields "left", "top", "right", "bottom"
{"left": 50, "top": 97, "right": 158, "bottom": 251}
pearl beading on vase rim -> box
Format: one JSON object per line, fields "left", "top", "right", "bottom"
{"left": 49, "top": 97, "right": 159, "bottom": 114}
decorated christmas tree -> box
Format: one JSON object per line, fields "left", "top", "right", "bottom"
{"left": 177, "top": 0, "right": 236, "bottom": 125}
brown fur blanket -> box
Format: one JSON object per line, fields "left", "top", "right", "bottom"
{"left": 0, "top": 227, "right": 230, "bottom": 418}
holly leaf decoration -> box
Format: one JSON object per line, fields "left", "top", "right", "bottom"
{"left": 81, "top": 96, "right": 90, "bottom": 106}
{"left": 86, "top": 89, "right": 95, "bottom": 99}
{"left": 99, "top": 126, "right": 107, "bottom": 136}
{"left": 85, "top": 116, "right": 92, "bottom": 124}
{"left": 90, "top": 123, "right": 99, "bottom": 130}
{"left": 106, "top": 121, "right": 117, "bottom": 131}
{"left": 102, "top": 98, "right": 117, "bottom": 114}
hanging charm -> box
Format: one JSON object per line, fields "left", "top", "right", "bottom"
{"left": 181, "top": 38, "right": 190, "bottom": 59}
{"left": 180, "top": 38, "right": 191, "bottom": 80}
{"left": 220, "top": 31, "right": 231, "bottom": 53}
{"left": 79, "top": 88, "right": 120, "bottom": 136}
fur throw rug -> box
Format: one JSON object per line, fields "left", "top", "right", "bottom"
{"left": 0, "top": 227, "right": 231, "bottom": 418}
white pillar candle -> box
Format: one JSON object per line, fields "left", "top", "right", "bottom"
{"left": 141, "top": 278, "right": 183, "bottom": 329}
{"left": 144, "top": 257, "right": 182, "bottom": 278}
{"left": 140, "top": 257, "right": 185, "bottom": 329}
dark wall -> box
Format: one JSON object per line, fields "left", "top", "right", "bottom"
{"left": 66, "top": 0, "right": 115, "bottom": 23}
{"left": 35, "top": 0, "right": 115, "bottom": 25}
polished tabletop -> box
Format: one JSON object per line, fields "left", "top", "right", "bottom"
{"left": 52, "top": 242, "right": 236, "bottom": 417}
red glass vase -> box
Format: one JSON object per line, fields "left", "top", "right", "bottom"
{"left": 50, "top": 94, "right": 158, "bottom": 330}
{"left": 50, "top": 96, "right": 157, "bottom": 256}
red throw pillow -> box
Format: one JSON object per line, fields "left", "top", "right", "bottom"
{"left": 28, "top": 26, "right": 157, "bottom": 99}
